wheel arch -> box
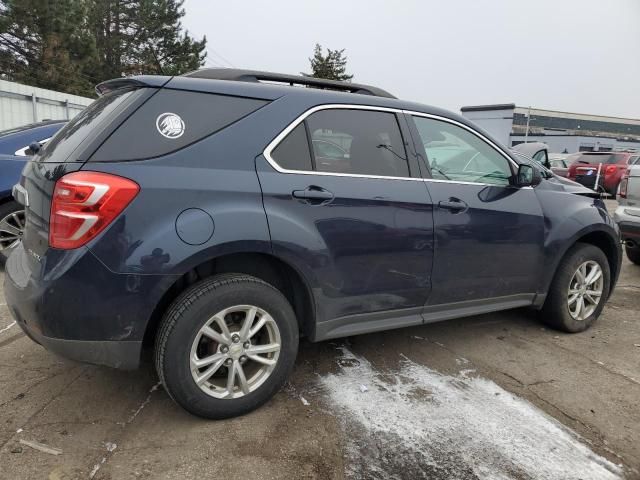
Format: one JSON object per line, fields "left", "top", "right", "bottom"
{"left": 142, "top": 251, "right": 316, "bottom": 349}
{"left": 544, "top": 225, "right": 621, "bottom": 301}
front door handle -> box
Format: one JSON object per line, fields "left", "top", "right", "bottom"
{"left": 292, "top": 186, "right": 334, "bottom": 203}
{"left": 438, "top": 198, "right": 468, "bottom": 213}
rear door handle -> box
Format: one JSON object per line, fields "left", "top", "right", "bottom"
{"left": 292, "top": 187, "right": 334, "bottom": 203}
{"left": 438, "top": 199, "right": 468, "bottom": 213}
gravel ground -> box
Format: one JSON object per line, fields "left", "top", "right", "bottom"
{"left": 0, "top": 200, "right": 638, "bottom": 479}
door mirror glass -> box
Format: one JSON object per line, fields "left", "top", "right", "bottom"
{"left": 516, "top": 164, "right": 541, "bottom": 186}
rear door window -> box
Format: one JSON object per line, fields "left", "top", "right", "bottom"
{"left": 271, "top": 124, "right": 313, "bottom": 171}
{"left": 307, "top": 109, "right": 409, "bottom": 177}
{"left": 269, "top": 108, "right": 410, "bottom": 178}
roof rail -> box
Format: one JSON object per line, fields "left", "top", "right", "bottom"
{"left": 182, "top": 68, "right": 396, "bottom": 99}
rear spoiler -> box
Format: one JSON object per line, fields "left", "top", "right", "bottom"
{"left": 95, "top": 76, "right": 172, "bottom": 96}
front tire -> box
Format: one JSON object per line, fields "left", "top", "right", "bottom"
{"left": 540, "top": 243, "right": 610, "bottom": 332}
{"left": 155, "top": 274, "right": 299, "bottom": 419}
{"left": 626, "top": 245, "right": 640, "bottom": 265}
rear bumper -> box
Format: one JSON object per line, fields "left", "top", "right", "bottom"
{"left": 570, "top": 173, "right": 619, "bottom": 193}
{"left": 15, "top": 321, "right": 141, "bottom": 369}
{"left": 3, "top": 243, "right": 177, "bottom": 369}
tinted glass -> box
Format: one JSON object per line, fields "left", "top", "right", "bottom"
{"left": 38, "top": 89, "right": 137, "bottom": 163}
{"left": 532, "top": 150, "right": 547, "bottom": 164}
{"left": 92, "top": 90, "right": 268, "bottom": 161}
{"left": 306, "top": 109, "right": 409, "bottom": 177}
{"left": 271, "top": 124, "right": 313, "bottom": 171}
{"left": 573, "top": 153, "right": 624, "bottom": 164}
{"left": 412, "top": 116, "right": 512, "bottom": 185}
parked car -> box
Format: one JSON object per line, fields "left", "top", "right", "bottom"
{"left": 4, "top": 69, "right": 622, "bottom": 419}
{"left": 0, "top": 121, "right": 66, "bottom": 264}
{"left": 548, "top": 153, "right": 579, "bottom": 178}
{"left": 512, "top": 143, "right": 579, "bottom": 178}
{"left": 567, "top": 151, "right": 639, "bottom": 198}
{"left": 512, "top": 142, "right": 551, "bottom": 169}
{"left": 614, "top": 165, "right": 640, "bottom": 264}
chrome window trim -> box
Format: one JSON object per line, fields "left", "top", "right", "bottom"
{"left": 262, "top": 104, "right": 520, "bottom": 187}
{"left": 262, "top": 104, "right": 422, "bottom": 182}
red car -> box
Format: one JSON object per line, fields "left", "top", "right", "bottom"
{"left": 567, "top": 151, "right": 640, "bottom": 197}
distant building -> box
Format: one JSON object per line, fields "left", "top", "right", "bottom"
{"left": 461, "top": 104, "right": 640, "bottom": 154}
{"left": 0, "top": 79, "right": 93, "bottom": 131}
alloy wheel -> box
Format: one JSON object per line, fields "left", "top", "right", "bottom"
{"left": 567, "top": 261, "right": 604, "bottom": 321}
{"left": 0, "top": 209, "right": 25, "bottom": 254}
{"left": 190, "top": 305, "right": 281, "bottom": 399}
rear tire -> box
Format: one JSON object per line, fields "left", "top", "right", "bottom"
{"left": 626, "top": 245, "right": 640, "bottom": 265}
{"left": 540, "top": 243, "right": 610, "bottom": 333}
{"left": 155, "top": 274, "right": 298, "bottom": 419}
{"left": 0, "top": 201, "right": 25, "bottom": 266}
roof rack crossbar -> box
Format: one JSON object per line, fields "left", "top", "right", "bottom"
{"left": 182, "top": 68, "right": 396, "bottom": 99}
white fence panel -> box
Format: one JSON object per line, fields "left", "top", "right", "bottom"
{"left": 0, "top": 79, "right": 94, "bottom": 130}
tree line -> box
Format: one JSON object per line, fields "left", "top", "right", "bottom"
{"left": 0, "top": 0, "right": 207, "bottom": 97}
{"left": 0, "top": 0, "right": 354, "bottom": 99}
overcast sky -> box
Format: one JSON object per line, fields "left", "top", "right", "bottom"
{"left": 182, "top": 0, "right": 640, "bottom": 119}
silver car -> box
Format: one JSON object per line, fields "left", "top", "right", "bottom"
{"left": 614, "top": 164, "right": 640, "bottom": 264}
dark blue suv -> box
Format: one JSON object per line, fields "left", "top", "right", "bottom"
{"left": 4, "top": 69, "right": 621, "bottom": 418}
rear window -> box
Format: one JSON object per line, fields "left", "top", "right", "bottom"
{"left": 91, "top": 90, "right": 268, "bottom": 162}
{"left": 574, "top": 153, "right": 624, "bottom": 164}
{"left": 38, "top": 89, "right": 139, "bottom": 163}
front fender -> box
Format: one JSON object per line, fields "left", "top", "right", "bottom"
{"left": 535, "top": 187, "right": 620, "bottom": 295}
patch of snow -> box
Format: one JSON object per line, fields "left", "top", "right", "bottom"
{"left": 300, "top": 396, "right": 310, "bottom": 406}
{"left": 104, "top": 442, "right": 117, "bottom": 452}
{"left": 321, "top": 348, "right": 622, "bottom": 480}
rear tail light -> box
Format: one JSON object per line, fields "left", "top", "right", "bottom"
{"left": 620, "top": 176, "right": 628, "bottom": 198}
{"left": 50, "top": 171, "right": 139, "bottom": 249}
{"left": 604, "top": 165, "right": 617, "bottom": 175}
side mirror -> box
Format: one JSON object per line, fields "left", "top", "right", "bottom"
{"left": 27, "top": 142, "right": 41, "bottom": 155}
{"left": 516, "top": 164, "right": 542, "bottom": 187}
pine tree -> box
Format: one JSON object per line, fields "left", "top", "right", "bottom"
{"left": 128, "top": 0, "right": 207, "bottom": 76}
{"left": 0, "top": 0, "right": 98, "bottom": 96}
{"left": 0, "top": 0, "right": 207, "bottom": 97}
{"left": 305, "top": 43, "right": 353, "bottom": 82}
